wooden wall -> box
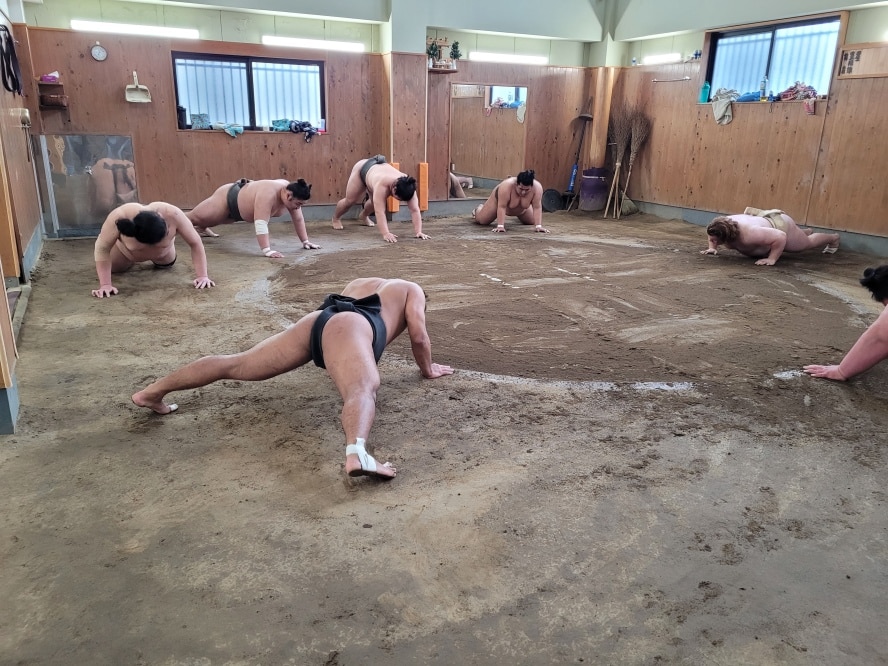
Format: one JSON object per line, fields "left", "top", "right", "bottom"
{"left": 426, "top": 60, "right": 593, "bottom": 200}
{"left": 611, "top": 61, "right": 888, "bottom": 237}
{"left": 21, "top": 28, "right": 391, "bottom": 209}
{"left": 4, "top": 24, "right": 41, "bottom": 277}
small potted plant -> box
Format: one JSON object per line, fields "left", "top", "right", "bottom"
{"left": 449, "top": 41, "right": 462, "bottom": 69}
{"left": 426, "top": 41, "right": 440, "bottom": 69}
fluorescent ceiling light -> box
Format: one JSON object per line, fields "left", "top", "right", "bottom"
{"left": 642, "top": 53, "right": 682, "bottom": 65}
{"left": 262, "top": 36, "right": 364, "bottom": 52}
{"left": 71, "top": 19, "right": 198, "bottom": 39}
{"left": 468, "top": 51, "right": 548, "bottom": 65}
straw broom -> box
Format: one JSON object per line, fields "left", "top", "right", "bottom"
{"left": 604, "top": 103, "right": 632, "bottom": 219}
{"left": 619, "top": 108, "right": 652, "bottom": 219}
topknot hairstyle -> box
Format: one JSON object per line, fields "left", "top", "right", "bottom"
{"left": 116, "top": 211, "right": 167, "bottom": 245}
{"left": 516, "top": 169, "right": 535, "bottom": 186}
{"left": 860, "top": 265, "right": 888, "bottom": 302}
{"left": 287, "top": 179, "right": 312, "bottom": 201}
{"left": 393, "top": 176, "right": 417, "bottom": 201}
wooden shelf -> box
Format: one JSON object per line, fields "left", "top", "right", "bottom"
{"left": 37, "top": 80, "right": 69, "bottom": 114}
{"left": 429, "top": 67, "right": 458, "bottom": 74}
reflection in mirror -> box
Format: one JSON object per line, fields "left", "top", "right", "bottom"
{"left": 449, "top": 84, "right": 527, "bottom": 200}
{"left": 37, "top": 135, "right": 137, "bottom": 237}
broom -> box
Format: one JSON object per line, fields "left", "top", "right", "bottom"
{"left": 603, "top": 103, "right": 632, "bottom": 219}
{"left": 619, "top": 108, "right": 652, "bottom": 219}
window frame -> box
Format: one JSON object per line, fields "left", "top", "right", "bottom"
{"left": 171, "top": 51, "right": 326, "bottom": 131}
{"left": 703, "top": 12, "right": 845, "bottom": 99}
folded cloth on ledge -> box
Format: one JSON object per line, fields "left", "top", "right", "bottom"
{"left": 211, "top": 122, "right": 244, "bottom": 137}
{"left": 711, "top": 98, "right": 733, "bottom": 125}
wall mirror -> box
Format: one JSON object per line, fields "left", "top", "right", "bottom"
{"left": 448, "top": 83, "right": 528, "bottom": 200}
{"left": 36, "top": 135, "right": 136, "bottom": 237}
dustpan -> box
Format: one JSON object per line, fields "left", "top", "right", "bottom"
{"left": 125, "top": 71, "right": 152, "bottom": 103}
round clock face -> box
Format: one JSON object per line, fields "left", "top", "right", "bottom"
{"left": 90, "top": 43, "right": 108, "bottom": 62}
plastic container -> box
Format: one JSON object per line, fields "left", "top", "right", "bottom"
{"left": 698, "top": 81, "right": 711, "bottom": 104}
{"left": 759, "top": 76, "right": 768, "bottom": 101}
{"left": 579, "top": 168, "right": 609, "bottom": 212}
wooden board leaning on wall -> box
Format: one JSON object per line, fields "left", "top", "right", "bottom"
{"left": 837, "top": 42, "right": 888, "bottom": 79}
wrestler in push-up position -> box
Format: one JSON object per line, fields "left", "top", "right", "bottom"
{"left": 472, "top": 169, "right": 548, "bottom": 233}
{"left": 701, "top": 207, "right": 840, "bottom": 266}
{"left": 331, "top": 155, "right": 430, "bottom": 243}
{"left": 132, "top": 278, "right": 453, "bottom": 479}
{"left": 186, "top": 178, "right": 319, "bottom": 258}
{"left": 92, "top": 201, "right": 215, "bottom": 298}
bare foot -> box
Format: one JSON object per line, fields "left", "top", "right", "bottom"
{"left": 359, "top": 216, "right": 376, "bottom": 227}
{"left": 472, "top": 204, "right": 482, "bottom": 220}
{"left": 345, "top": 446, "right": 396, "bottom": 479}
{"left": 131, "top": 391, "right": 178, "bottom": 415}
{"left": 332, "top": 221, "right": 344, "bottom": 230}
{"left": 195, "top": 226, "right": 219, "bottom": 238}
{"left": 823, "top": 237, "right": 840, "bottom": 254}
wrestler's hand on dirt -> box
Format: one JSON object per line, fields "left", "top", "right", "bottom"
{"left": 701, "top": 248, "right": 717, "bottom": 255}
{"left": 492, "top": 225, "right": 506, "bottom": 233}
{"left": 754, "top": 258, "right": 777, "bottom": 266}
{"left": 423, "top": 363, "right": 455, "bottom": 379}
{"left": 414, "top": 233, "right": 431, "bottom": 240}
{"left": 383, "top": 232, "right": 398, "bottom": 243}
{"left": 803, "top": 364, "right": 848, "bottom": 381}
{"left": 302, "top": 241, "right": 320, "bottom": 250}
{"left": 193, "top": 277, "right": 216, "bottom": 289}
{"left": 92, "top": 284, "right": 118, "bottom": 298}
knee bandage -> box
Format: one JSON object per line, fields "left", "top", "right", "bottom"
{"left": 254, "top": 219, "right": 269, "bottom": 235}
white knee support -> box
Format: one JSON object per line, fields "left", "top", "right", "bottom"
{"left": 254, "top": 219, "right": 269, "bottom": 235}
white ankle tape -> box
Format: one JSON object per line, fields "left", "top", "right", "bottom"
{"left": 345, "top": 438, "right": 366, "bottom": 455}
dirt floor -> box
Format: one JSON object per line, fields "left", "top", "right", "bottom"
{"left": 2, "top": 210, "right": 887, "bottom": 665}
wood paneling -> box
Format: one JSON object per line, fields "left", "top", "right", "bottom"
{"left": 611, "top": 60, "right": 888, "bottom": 237}
{"left": 23, "top": 28, "right": 387, "bottom": 209}
{"left": 809, "top": 76, "right": 888, "bottom": 235}
{"left": 3, "top": 23, "right": 41, "bottom": 278}
{"left": 391, "top": 53, "right": 426, "bottom": 179}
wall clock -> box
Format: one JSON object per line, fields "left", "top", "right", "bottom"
{"left": 90, "top": 42, "right": 108, "bottom": 62}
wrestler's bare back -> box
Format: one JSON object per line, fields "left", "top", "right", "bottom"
{"left": 235, "top": 180, "right": 290, "bottom": 222}
{"left": 340, "top": 278, "right": 417, "bottom": 343}
{"left": 720, "top": 215, "right": 785, "bottom": 256}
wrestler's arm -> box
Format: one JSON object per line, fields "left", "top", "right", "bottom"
{"left": 804, "top": 308, "right": 888, "bottom": 380}
{"left": 532, "top": 188, "right": 548, "bottom": 233}
{"left": 701, "top": 237, "right": 720, "bottom": 255}
{"left": 173, "top": 208, "right": 215, "bottom": 289}
{"left": 290, "top": 208, "right": 319, "bottom": 249}
{"left": 372, "top": 190, "right": 397, "bottom": 243}
{"left": 754, "top": 229, "right": 787, "bottom": 266}
{"left": 92, "top": 218, "right": 119, "bottom": 298}
{"left": 493, "top": 185, "right": 509, "bottom": 232}
{"left": 405, "top": 287, "right": 453, "bottom": 379}
{"left": 253, "top": 194, "right": 280, "bottom": 256}
{"left": 407, "top": 195, "right": 429, "bottom": 239}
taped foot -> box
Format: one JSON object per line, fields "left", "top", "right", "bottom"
{"left": 345, "top": 440, "right": 396, "bottom": 479}
{"left": 131, "top": 393, "right": 178, "bottom": 415}
{"left": 823, "top": 243, "right": 839, "bottom": 254}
